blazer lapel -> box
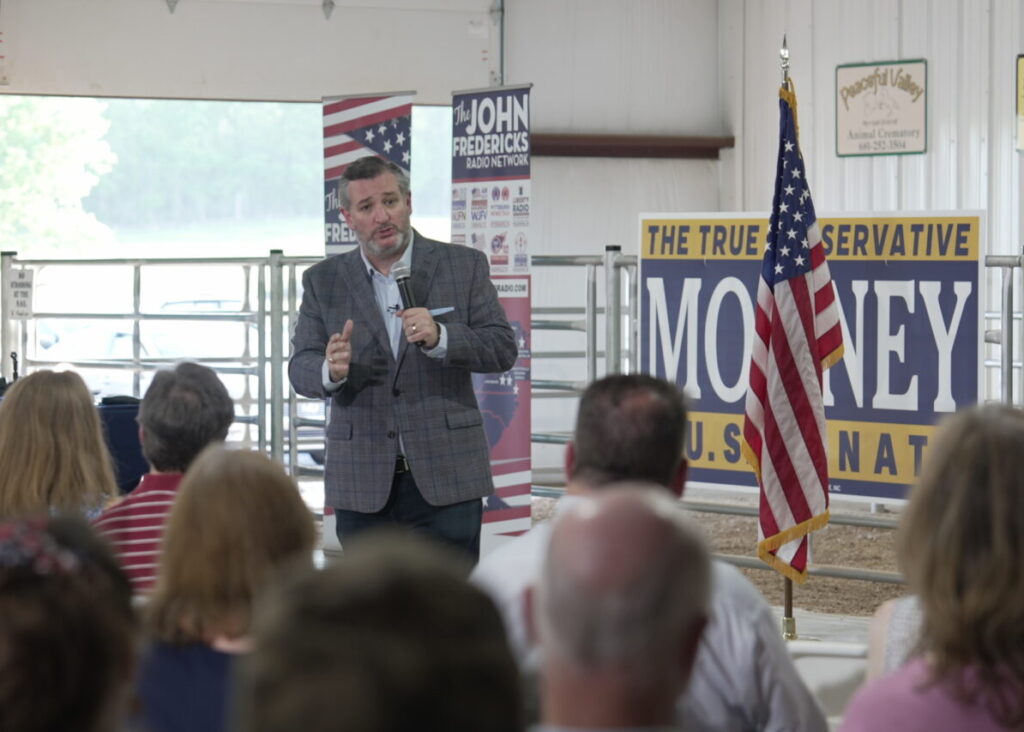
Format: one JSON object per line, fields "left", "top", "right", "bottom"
{"left": 395, "top": 232, "right": 441, "bottom": 376}
{"left": 410, "top": 235, "right": 439, "bottom": 307}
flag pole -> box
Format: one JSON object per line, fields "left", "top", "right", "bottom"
{"left": 779, "top": 33, "right": 798, "bottom": 642}
{"left": 780, "top": 33, "right": 790, "bottom": 88}
{"left": 783, "top": 578, "right": 796, "bottom": 639}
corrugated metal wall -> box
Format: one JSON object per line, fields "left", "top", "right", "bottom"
{"left": 506, "top": 0, "right": 723, "bottom": 265}
{"left": 0, "top": 0, "right": 498, "bottom": 103}
{"left": 724, "top": 0, "right": 1024, "bottom": 401}
{"left": 727, "top": 0, "right": 1020, "bottom": 237}
{"left": 505, "top": 0, "right": 724, "bottom": 469}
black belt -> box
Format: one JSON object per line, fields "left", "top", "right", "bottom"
{"left": 395, "top": 455, "right": 411, "bottom": 474}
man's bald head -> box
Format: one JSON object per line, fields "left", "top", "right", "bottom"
{"left": 537, "top": 484, "right": 710, "bottom": 688}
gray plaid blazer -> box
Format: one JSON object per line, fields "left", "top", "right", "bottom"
{"left": 288, "top": 232, "right": 517, "bottom": 512}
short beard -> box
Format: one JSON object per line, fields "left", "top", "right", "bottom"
{"left": 360, "top": 226, "right": 411, "bottom": 261}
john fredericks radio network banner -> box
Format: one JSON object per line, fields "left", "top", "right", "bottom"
{"left": 452, "top": 84, "right": 533, "bottom": 542}
{"left": 639, "top": 212, "right": 982, "bottom": 501}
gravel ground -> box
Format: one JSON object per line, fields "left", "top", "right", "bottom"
{"left": 697, "top": 511, "right": 904, "bottom": 616}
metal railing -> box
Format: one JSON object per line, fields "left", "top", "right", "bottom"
{"left": 529, "top": 247, "right": 637, "bottom": 445}
{"left": 1, "top": 251, "right": 283, "bottom": 457}
{"left": 4, "top": 246, "right": 1021, "bottom": 591}
{"left": 1, "top": 246, "right": 642, "bottom": 480}
{"left": 984, "top": 254, "right": 1022, "bottom": 404}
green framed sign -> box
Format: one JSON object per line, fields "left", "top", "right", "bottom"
{"left": 836, "top": 59, "right": 927, "bottom": 157}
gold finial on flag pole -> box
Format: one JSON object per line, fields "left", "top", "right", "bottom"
{"left": 780, "top": 34, "right": 790, "bottom": 89}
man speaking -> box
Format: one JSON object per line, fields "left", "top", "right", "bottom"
{"left": 289, "top": 155, "right": 516, "bottom": 560}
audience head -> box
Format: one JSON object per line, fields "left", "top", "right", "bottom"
{"left": 568, "top": 373, "right": 688, "bottom": 492}
{"left": 899, "top": 404, "right": 1024, "bottom": 723}
{"left": 237, "top": 531, "right": 522, "bottom": 732}
{"left": 535, "top": 484, "right": 710, "bottom": 726}
{"left": 0, "top": 369, "right": 117, "bottom": 519}
{"left": 337, "top": 155, "right": 410, "bottom": 211}
{"left": 146, "top": 446, "right": 314, "bottom": 644}
{"left": 0, "top": 515, "right": 136, "bottom": 732}
{"left": 138, "top": 362, "right": 234, "bottom": 473}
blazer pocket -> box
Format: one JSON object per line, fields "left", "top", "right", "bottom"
{"left": 327, "top": 420, "right": 353, "bottom": 440}
{"left": 445, "top": 410, "right": 482, "bottom": 430}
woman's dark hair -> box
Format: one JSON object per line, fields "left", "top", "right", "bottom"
{"left": 0, "top": 515, "right": 136, "bottom": 732}
{"left": 138, "top": 362, "right": 234, "bottom": 472}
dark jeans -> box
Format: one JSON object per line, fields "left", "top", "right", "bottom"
{"left": 333, "top": 468, "right": 482, "bottom": 562}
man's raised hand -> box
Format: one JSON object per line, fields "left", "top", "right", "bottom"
{"left": 326, "top": 319, "right": 354, "bottom": 381}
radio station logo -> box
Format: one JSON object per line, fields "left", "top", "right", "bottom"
{"left": 491, "top": 232, "right": 508, "bottom": 254}
{"left": 513, "top": 185, "right": 530, "bottom": 226}
{"left": 514, "top": 232, "right": 529, "bottom": 270}
{"left": 452, "top": 187, "right": 467, "bottom": 225}
{"left": 489, "top": 184, "right": 511, "bottom": 222}
{"left": 490, "top": 231, "right": 509, "bottom": 270}
{"left": 471, "top": 186, "right": 488, "bottom": 225}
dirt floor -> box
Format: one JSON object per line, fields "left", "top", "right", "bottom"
{"left": 534, "top": 495, "right": 906, "bottom": 617}
{"left": 693, "top": 510, "right": 904, "bottom": 616}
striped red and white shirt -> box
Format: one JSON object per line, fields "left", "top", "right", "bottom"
{"left": 92, "top": 472, "right": 182, "bottom": 595}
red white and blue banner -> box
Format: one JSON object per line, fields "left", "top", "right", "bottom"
{"left": 323, "top": 91, "right": 414, "bottom": 256}
{"left": 453, "top": 84, "right": 533, "bottom": 549}
{"left": 638, "top": 211, "right": 983, "bottom": 506}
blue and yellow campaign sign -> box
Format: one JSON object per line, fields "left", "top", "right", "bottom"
{"left": 638, "top": 212, "right": 983, "bottom": 501}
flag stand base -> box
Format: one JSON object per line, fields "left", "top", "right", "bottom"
{"left": 782, "top": 577, "right": 797, "bottom": 639}
{"left": 782, "top": 615, "right": 798, "bottom": 640}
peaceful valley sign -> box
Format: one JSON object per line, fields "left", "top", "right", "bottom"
{"left": 836, "top": 59, "right": 927, "bottom": 157}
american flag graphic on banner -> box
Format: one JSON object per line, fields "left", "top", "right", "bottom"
{"left": 323, "top": 92, "right": 414, "bottom": 254}
{"left": 482, "top": 456, "right": 533, "bottom": 545}
{"left": 742, "top": 82, "right": 844, "bottom": 583}
{"left": 475, "top": 280, "right": 533, "bottom": 550}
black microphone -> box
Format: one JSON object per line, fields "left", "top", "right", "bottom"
{"left": 391, "top": 262, "right": 417, "bottom": 308}
{"left": 391, "top": 262, "right": 425, "bottom": 348}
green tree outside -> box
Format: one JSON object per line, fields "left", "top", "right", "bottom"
{"left": 0, "top": 96, "right": 448, "bottom": 259}
{"left": 85, "top": 99, "right": 322, "bottom": 230}
{"left": 0, "top": 96, "right": 115, "bottom": 256}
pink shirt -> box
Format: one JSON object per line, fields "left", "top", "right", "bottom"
{"left": 92, "top": 472, "right": 183, "bottom": 595}
{"left": 841, "top": 657, "right": 1017, "bottom": 732}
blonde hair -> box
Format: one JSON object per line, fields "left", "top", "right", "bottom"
{"left": 147, "top": 446, "right": 315, "bottom": 643}
{"left": 899, "top": 404, "right": 1024, "bottom": 725}
{"left": 0, "top": 370, "right": 117, "bottom": 519}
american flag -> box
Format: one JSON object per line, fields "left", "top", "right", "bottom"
{"left": 323, "top": 92, "right": 414, "bottom": 180}
{"left": 742, "top": 83, "right": 844, "bottom": 583}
